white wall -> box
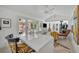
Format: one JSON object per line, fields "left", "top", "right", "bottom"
{"left": 0, "top": 7, "right": 27, "bottom": 51}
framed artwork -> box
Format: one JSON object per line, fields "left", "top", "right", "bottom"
{"left": 1, "top": 18, "right": 11, "bottom": 28}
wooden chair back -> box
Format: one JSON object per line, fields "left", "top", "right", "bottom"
{"left": 50, "top": 31, "right": 59, "bottom": 40}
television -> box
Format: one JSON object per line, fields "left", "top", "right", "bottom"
{"left": 43, "top": 23, "right": 47, "bottom": 28}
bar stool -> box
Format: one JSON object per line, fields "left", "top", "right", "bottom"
{"left": 5, "top": 34, "right": 35, "bottom": 53}
{"left": 5, "top": 34, "right": 19, "bottom": 53}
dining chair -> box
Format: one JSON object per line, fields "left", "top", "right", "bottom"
{"left": 50, "top": 31, "right": 59, "bottom": 46}
{"left": 50, "top": 31, "right": 70, "bottom": 50}
{"left": 5, "top": 34, "right": 34, "bottom": 53}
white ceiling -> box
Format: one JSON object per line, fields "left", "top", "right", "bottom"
{"left": 0, "top": 5, "right": 74, "bottom": 21}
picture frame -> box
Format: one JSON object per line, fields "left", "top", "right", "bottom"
{"left": 1, "top": 18, "right": 11, "bottom": 28}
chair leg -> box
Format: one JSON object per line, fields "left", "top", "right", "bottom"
{"left": 57, "top": 42, "right": 70, "bottom": 50}
{"left": 54, "top": 40, "right": 58, "bottom": 47}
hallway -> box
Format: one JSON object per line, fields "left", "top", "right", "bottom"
{"left": 0, "top": 5, "right": 79, "bottom": 53}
